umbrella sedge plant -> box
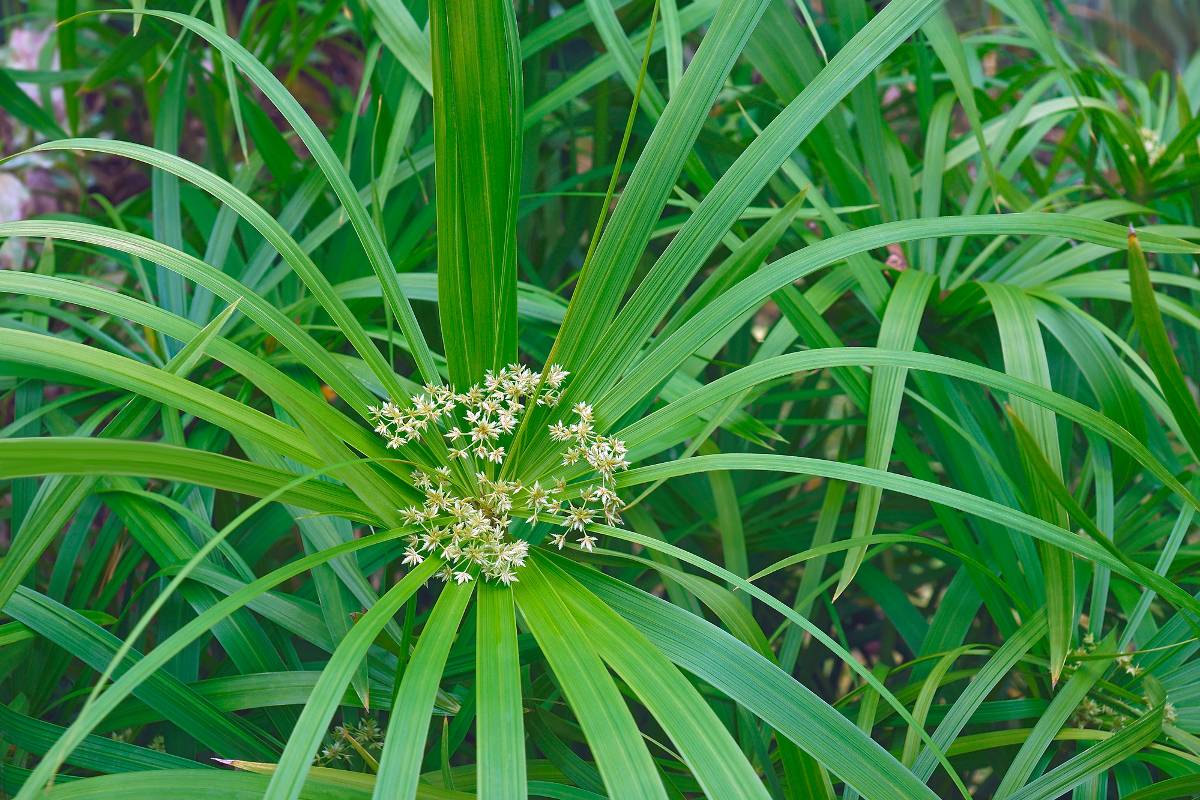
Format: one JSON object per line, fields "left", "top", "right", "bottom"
{"left": 1, "top": 0, "right": 1199, "bottom": 798}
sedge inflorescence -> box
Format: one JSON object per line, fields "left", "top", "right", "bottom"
{"left": 367, "top": 363, "right": 629, "bottom": 585}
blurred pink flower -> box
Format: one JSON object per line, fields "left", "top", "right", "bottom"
{"left": 3, "top": 26, "right": 66, "bottom": 123}
{"left": 0, "top": 173, "right": 32, "bottom": 268}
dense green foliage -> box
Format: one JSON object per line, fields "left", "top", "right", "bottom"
{"left": 1, "top": 0, "right": 1200, "bottom": 797}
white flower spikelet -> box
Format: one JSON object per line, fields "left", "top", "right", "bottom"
{"left": 368, "top": 363, "right": 628, "bottom": 585}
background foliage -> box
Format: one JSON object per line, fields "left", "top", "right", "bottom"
{"left": 1, "top": 0, "right": 1200, "bottom": 797}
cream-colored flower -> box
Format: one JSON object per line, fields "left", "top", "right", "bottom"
{"left": 370, "top": 362, "right": 628, "bottom": 585}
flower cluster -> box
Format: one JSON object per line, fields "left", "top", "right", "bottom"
{"left": 399, "top": 467, "right": 531, "bottom": 585}
{"left": 369, "top": 364, "right": 629, "bottom": 585}
{"left": 1123, "top": 126, "right": 1166, "bottom": 164}
{"left": 1067, "top": 635, "right": 1175, "bottom": 731}
{"left": 1139, "top": 126, "right": 1166, "bottom": 163}
{"left": 1116, "top": 652, "right": 1144, "bottom": 678}
{"left": 1073, "top": 633, "right": 1144, "bottom": 678}
{"left": 369, "top": 362, "right": 566, "bottom": 459}
{"left": 315, "top": 717, "right": 384, "bottom": 768}
{"left": 543, "top": 401, "right": 628, "bottom": 549}
{"left": 1071, "top": 696, "right": 1123, "bottom": 729}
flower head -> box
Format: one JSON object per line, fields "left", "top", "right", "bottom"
{"left": 369, "top": 362, "right": 626, "bottom": 584}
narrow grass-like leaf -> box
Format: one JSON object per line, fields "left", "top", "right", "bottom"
{"left": 108, "top": 8, "right": 440, "bottom": 384}
{"left": 0, "top": 270, "right": 389, "bottom": 460}
{"left": 475, "top": 582, "right": 526, "bottom": 800}
{"left": 0, "top": 219, "right": 378, "bottom": 413}
{"left": 0, "top": 300, "right": 241, "bottom": 609}
{"left": 614, "top": 455, "right": 1200, "bottom": 619}
{"left": 364, "top": 0, "right": 432, "bottom": 93}
{"left": 600, "top": 214, "right": 1199, "bottom": 429}
{"left": 837, "top": 269, "right": 935, "bottom": 597}
{"left": 1007, "top": 705, "right": 1164, "bottom": 800}
{"left": 0, "top": 699, "right": 199, "bottom": 773}
{"left": 1122, "top": 775, "right": 1200, "bottom": 800}
{"left": 539, "top": 554, "right": 772, "bottom": 799}
{"left": 514, "top": 560, "right": 669, "bottom": 800}
{"left": 263, "top": 559, "right": 440, "bottom": 800}
{"left": 548, "top": 0, "right": 771, "bottom": 370}
{"left": 984, "top": 282, "right": 1074, "bottom": 682}
{"left": 24, "top": 138, "right": 407, "bottom": 400}
{"left": 553, "top": 523, "right": 966, "bottom": 797}
{"left": 1120, "top": 501, "right": 1196, "bottom": 651}
{"left": 994, "top": 640, "right": 1113, "bottom": 797}
{"left": 0, "top": 329, "right": 316, "bottom": 466}
{"left": 1006, "top": 411, "right": 1155, "bottom": 606}
{"left": 615, "top": 348, "right": 1200, "bottom": 518}
{"left": 0, "top": 67, "right": 67, "bottom": 139}
{"left": 39, "top": 770, "right": 355, "bottom": 799}
{"left": 373, "top": 581, "right": 472, "bottom": 800}
{"left": 567, "top": 0, "right": 942, "bottom": 405}
{"left": 910, "top": 612, "right": 1048, "bottom": 781}
{"left": 0, "top": 438, "right": 369, "bottom": 521}
{"left": 560, "top": 556, "right": 941, "bottom": 800}
{"left": 5, "top": 588, "right": 277, "bottom": 768}
{"left": 12, "top": 525, "right": 414, "bottom": 800}
{"left": 428, "top": 0, "right": 522, "bottom": 385}
{"left": 1128, "top": 228, "right": 1200, "bottom": 460}
{"left": 150, "top": 52, "right": 188, "bottom": 335}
